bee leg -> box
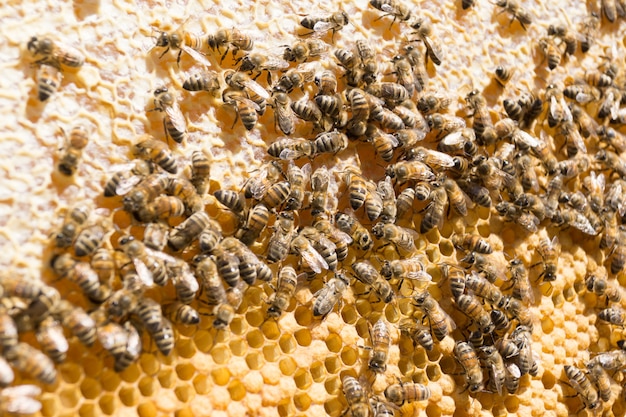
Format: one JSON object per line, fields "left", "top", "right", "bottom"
{"left": 176, "top": 50, "right": 182, "bottom": 67}
{"left": 158, "top": 46, "right": 171, "bottom": 60}
{"left": 162, "top": 117, "right": 171, "bottom": 146}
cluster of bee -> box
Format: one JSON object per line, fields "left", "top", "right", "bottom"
{"left": 19, "top": 0, "right": 626, "bottom": 414}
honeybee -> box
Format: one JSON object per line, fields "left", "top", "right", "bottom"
{"left": 300, "top": 11, "right": 350, "bottom": 41}
{"left": 504, "top": 363, "right": 521, "bottom": 394}
{"left": 36, "top": 62, "right": 63, "bottom": 101}
{"left": 97, "top": 320, "right": 129, "bottom": 361}
{"left": 222, "top": 88, "right": 261, "bottom": 131}
{"left": 392, "top": 55, "right": 416, "bottom": 96}
{"left": 343, "top": 166, "right": 368, "bottom": 211}
{"left": 134, "top": 196, "right": 184, "bottom": 223}
{"left": 538, "top": 37, "right": 561, "bottom": 70}
{"left": 421, "top": 184, "right": 447, "bottom": 234}
{"left": 207, "top": 28, "right": 254, "bottom": 61}
{"left": 335, "top": 212, "right": 373, "bottom": 251}
{"left": 494, "top": 66, "right": 514, "bottom": 86}
{"left": 371, "top": 106, "right": 405, "bottom": 130}
{"left": 465, "top": 270, "right": 503, "bottom": 306}
{"left": 220, "top": 237, "right": 265, "bottom": 285}
{"left": 275, "top": 64, "right": 317, "bottom": 94}
{"left": 36, "top": 316, "right": 69, "bottom": 363}
{"left": 267, "top": 266, "right": 299, "bottom": 318}
{"left": 465, "top": 90, "right": 497, "bottom": 145}
{"left": 290, "top": 234, "right": 329, "bottom": 275}
{"left": 417, "top": 91, "right": 451, "bottom": 115}
{"left": 0, "top": 357, "right": 13, "bottom": 386}
{"left": 0, "top": 312, "right": 18, "bottom": 353}
{"left": 214, "top": 282, "right": 248, "bottom": 331}
{"left": 372, "top": 223, "right": 416, "bottom": 254}
{"left": 341, "top": 375, "right": 370, "bottom": 417}
{"left": 427, "top": 114, "right": 466, "bottom": 137}
{"left": 386, "top": 160, "right": 435, "bottom": 185}
{"left": 507, "top": 258, "right": 534, "bottom": 304}
{"left": 89, "top": 247, "right": 114, "bottom": 285}
{"left": 283, "top": 39, "right": 328, "bottom": 63}
{"left": 314, "top": 130, "right": 349, "bottom": 156}
{"left": 214, "top": 189, "right": 246, "bottom": 218}
{"left": 414, "top": 290, "right": 456, "bottom": 341}
{"left": 182, "top": 70, "right": 221, "bottom": 94}
{"left": 132, "top": 137, "right": 177, "bottom": 174}
{"left": 452, "top": 234, "right": 492, "bottom": 254}
{"left": 590, "top": 350, "right": 626, "bottom": 370}
{"left": 400, "top": 321, "right": 434, "bottom": 351}
{"left": 103, "top": 160, "right": 155, "bottom": 198}
{"left": 0, "top": 384, "right": 42, "bottom": 414}
{"left": 50, "top": 253, "right": 110, "bottom": 303}
{"left": 564, "top": 365, "right": 600, "bottom": 412}
{"left": 586, "top": 273, "right": 622, "bottom": 303}
{"left": 257, "top": 181, "right": 290, "bottom": 211}
{"left": 480, "top": 346, "right": 506, "bottom": 395}
{"left": 267, "top": 138, "right": 316, "bottom": 160}
{"left": 579, "top": 13, "right": 599, "bottom": 53}
{"left": 510, "top": 325, "right": 536, "bottom": 375}
{"left": 313, "top": 272, "right": 350, "bottom": 317}
{"left": 602, "top": 0, "right": 620, "bottom": 22}
{"left": 194, "top": 254, "right": 226, "bottom": 306}
{"left": 375, "top": 177, "right": 397, "bottom": 224}
{"left": 587, "top": 361, "right": 612, "bottom": 402}
{"left": 596, "top": 149, "right": 626, "bottom": 180}
{"left": 150, "top": 86, "right": 188, "bottom": 144}
{"left": 168, "top": 211, "right": 212, "bottom": 252}
{"left": 367, "top": 82, "right": 409, "bottom": 105}
{"left": 120, "top": 234, "right": 171, "bottom": 286}
{"left": 291, "top": 95, "right": 324, "bottom": 128}
{"left": 355, "top": 39, "right": 378, "bottom": 83}
{"left": 534, "top": 236, "right": 559, "bottom": 284}
{"left": 56, "top": 300, "right": 96, "bottom": 346}
{"left": 402, "top": 44, "right": 428, "bottom": 92}
{"left": 269, "top": 91, "right": 297, "bottom": 136}
{"left": 370, "top": 0, "right": 412, "bottom": 26}
{"left": 599, "top": 305, "right": 626, "bottom": 325}
{"left": 238, "top": 53, "right": 289, "bottom": 83}
{"left": 456, "top": 294, "right": 494, "bottom": 333}
{"left": 352, "top": 261, "right": 382, "bottom": 287}
{"left": 495, "top": 0, "right": 532, "bottom": 29}
{"left": 27, "top": 36, "right": 84, "bottom": 70}
{"left": 284, "top": 162, "right": 310, "bottom": 211}
{"left": 6, "top": 342, "right": 56, "bottom": 384}
{"left": 384, "top": 381, "right": 431, "bottom": 406}
{"left": 410, "top": 16, "right": 443, "bottom": 66}
{"left": 312, "top": 215, "right": 352, "bottom": 261}
{"left": 113, "top": 321, "right": 142, "bottom": 373}
{"left": 454, "top": 341, "right": 484, "bottom": 393}
{"left": 151, "top": 316, "right": 175, "bottom": 356}
{"left": 368, "top": 319, "right": 391, "bottom": 373}
{"left": 266, "top": 211, "right": 296, "bottom": 264}
{"left": 56, "top": 124, "right": 89, "bottom": 176}
{"left": 55, "top": 204, "right": 90, "bottom": 248}
{"left": 548, "top": 24, "right": 577, "bottom": 55}
{"left": 236, "top": 203, "right": 270, "bottom": 245}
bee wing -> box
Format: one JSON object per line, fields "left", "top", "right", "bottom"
{"left": 422, "top": 36, "right": 443, "bottom": 66}
{"left": 164, "top": 102, "right": 188, "bottom": 134}
{"left": 300, "top": 244, "right": 328, "bottom": 274}
{"left": 1, "top": 384, "right": 42, "bottom": 398}
{"left": 549, "top": 96, "right": 560, "bottom": 121}
{"left": 441, "top": 306, "right": 457, "bottom": 332}
{"left": 98, "top": 323, "right": 128, "bottom": 351}
{"left": 133, "top": 258, "right": 154, "bottom": 287}
{"left": 244, "top": 79, "right": 270, "bottom": 100}
{"left": 279, "top": 147, "right": 306, "bottom": 160}
{"left": 514, "top": 130, "right": 542, "bottom": 149}
{"left": 491, "top": 363, "right": 504, "bottom": 395}
{"left": 439, "top": 130, "right": 464, "bottom": 148}
{"left": 124, "top": 323, "right": 143, "bottom": 356}
{"left": 517, "top": 212, "right": 539, "bottom": 232}
{"left": 380, "top": 3, "right": 396, "bottom": 13}
{"left": 145, "top": 247, "right": 178, "bottom": 264}
{"left": 571, "top": 212, "right": 599, "bottom": 235}
{"left": 178, "top": 266, "right": 200, "bottom": 292}
{"left": 406, "top": 270, "right": 432, "bottom": 289}
{"left": 275, "top": 102, "right": 297, "bottom": 135}
{"left": 180, "top": 44, "right": 213, "bottom": 68}
{"left": 567, "top": 127, "right": 587, "bottom": 154}
{"left": 312, "top": 20, "right": 335, "bottom": 33}
{"left": 46, "top": 322, "right": 70, "bottom": 353}
{"left": 4, "top": 397, "right": 42, "bottom": 414}
{"left": 235, "top": 95, "right": 261, "bottom": 112}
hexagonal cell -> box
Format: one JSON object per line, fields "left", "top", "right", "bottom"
{"left": 175, "top": 407, "right": 194, "bottom": 417}
{"left": 175, "top": 383, "right": 193, "bottom": 402}
{"left": 211, "top": 343, "right": 232, "bottom": 364}
{"left": 310, "top": 361, "right": 326, "bottom": 382}
{"left": 279, "top": 356, "right": 297, "bottom": 376}
{"left": 294, "top": 328, "right": 312, "bottom": 346}
{"left": 340, "top": 346, "right": 358, "bottom": 366}
{"left": 229, "top": 316, "right": 249, "bottom": 337}
{"left": 40, "top": 395, "right": 59, "bottom": 417}
{"left": 211, "top": 367, "right": 231, "bottom": 386}
{"left": 340, "top": 303, "right": 359, "bottom": 324}
{"left": 176, "top": 338, "right": 197, "bottom": 359}
{"left": 60, "top": 362, "right": 83, "bottom": 384}
{"left": 229, "top": 337, "right": 248, "bottom": 357}
{"left": 277, "top": 398, "right": 295, "bottom": 417}
{"left": 324, "top": 375, "right": 341, "bottom": 395}
{"left": 355, "top": 297, "right": 373, "bottom": 318}
{"left": 325, "top": 356, "right": 342, "bottom": 374}
{"left": 80, "top": 377, "right": 102, "bottom": 400}
{"left": 294, "top": 392, "right": 312, "bottom": 411}
{"left": 98, "top": 393, "right": 118, "bottom": 416}
{"left": 426, "top": 403, "right": 442, "bottom": 417}
{"left": 136, "top": 401, "right": 158, "bottom": 417}
{"left": 119, "top": 363, "right": 141, "bottom": 384}
{"left": 324, "top": 397, "right": 344, "bottom": 417}
{"left": 278, "top": 334, "right": 296, "bottom": 354}
{"left": 82, "top": 354, "right": 104, "bottom": 378}
{"left": 263, "top": 342, "right": 281, "bottom": 362}
{"left": 139, "top": 354, "right": 161, "bottom": 376}
{"left": 138, "top": 376, "right": 157, "bottom": 397}
{"left": 245, "top": 310, "right": 264, "bottom": 328}
{"left": 246, "top": 329, "right": 265, "bottom": 349}
{"left": 158, "top": 369, "right": 175, "bottom": 389}
{"left": 119, "top": 386, "right": 139, "bottom": 407}
{"left": 60, "top": 386, "right": 80, "bottom": 409}
{"left": 176, "top": 362, "right": 196, "bottom": 380}
{"left": 294, "top": 306, "right": 313, "bottom": 326}
{"left": 228, "top": 379, "right": 246, "bottom": 401}
{"left": 505, "top": 396, "right": 520, "bottom": 413}
{"left": 325, "top": 333, "right": 343, "bottom": 353}
{"left": 294, "top": 368, "right": 312, "bottom": 390}
{"left": 78, "top": 402, "right": 98, "bottom": 417}
{"left": 426, "top": 364, "right": 442, "bottom": 381}
{"left": 245, "top": 352, "right": 264, "bottom": 370}
{"left": 192, "top": 330, "right": 214, "bottom": 353}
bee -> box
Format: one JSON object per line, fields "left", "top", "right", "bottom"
{"left": 103, "top": 160, "right": 155, "bottom": 198}
{"left": 564, "top": 365, "right": 600, "bottom": 412}
{"left": 355, "top": 39, "right": 378, "bottom": 83}
{"left": 220, "top": 237, "right": 264, "bottom": 285}
{"left": 590, "top": 350, "right": 626, "bottom": 370}
{"left": 27, "top": 36, "right": 84, "bottom": 70}
{"left": 464, "top": 270, "right": 503, "bottom": 306}
{"left": 36, "top": 316, "right": 69, "bottom": 363}
{"left": 392, "top": 55, "right": 416, "bottom": 96}
{"left": 236, "top": 203, "right": 270, "bottom": 246}
{"left": 256, "top": 181, "right": 290, "bottom": 211}
{"left": 50, "top": 253, "right": 110, "bottom": 303}
{"left": 597, "top": 126, "right": 626, "bottom": 153}
{"left": 214, "top": 280, "right": 248, "bottom": 330}
{"left": 152, "top": 21, "right": 211, "bottom": 66}
{"left": 564, "top": 84, "right": 600, "bottom": 106}
{"left": 300, "top": 11, "right": 350, "bottom": 41}
{"left": 490, "top": 309, "right": 510, "bottom": 331}
{"left": 300, "top": 226, "right": 339, "bottom": 271}
{"left": 182, "top": 70, "right": 221, "bottom": 94}
{"left": 168, "top": 211, "right": 212, "bottom": 252}
{"left": 456, "top": 294, "right": 494, "bottom": 333}
{"left": 394, "top": 100, "right": 427, "bottom": 130}
{"left": 6, "top": 342, "right": 56, "bottom": 384}
{"left": 207, "top": 28, "right": 254, "bottom": 61}
{"left": 508, "top": 258, "right": 534, "bottom": 304}
{"left": 0, "top": 384, "right": 42, "bottom": 414}
{"left": 169, "top": 260, "right": 199, "bottom": 304}
{"left": 494, "top": 66, "right": 514, "bottom": 86}
{"left": 511, "top": 326, "right": 536, "bottom": 375}
{"left": 400, "top": 321, "right": 434, "bottom": 351}
{"left": 596, "top": 149, "right": 626, "bottom": 180}
{"left": 267, "top": 266, "right": 299, "bottom": 318}
{"left": 194, "top": 255, "right": 226, "bottom": 306}
{"left": 371, "top": 106, "right": 405, "bottom": 130}
{"left": 97, "top": 320, "right": 129, "bottom": 361}
{"left": 587, "top": 361, "right": 612, "bottom": 402}
{"left": 314, "top": 130, "right": 349, "bottom": 156}
{"left": 393, "top": 187, "right": 415, "bottom": 219}
{"left": 267, "top": 138, "right": 316, "bottom": 160}
{"left": 479, "top": 346, "right": 506, "bottom": 395}
{"left": 224, "top": 69, "right": 270, "bottom": 100}
{"left": 56, "top": 300, "right": 96, "bottom": 346}
{"left": 238, "top": 53, "right": 290, "bottom": 83}
{"left": 426, "top": 113, "right": 466, "bottom": 137}
{"left": 275, "top": 64, "right": 317, "bottom": 94}
{"left": 367, "top": 82, "right": 409, "bottom": 105}
{"left": 452, "top": 234, "right": 492, "bottom": 254}
{"left": 335, "top": 212, "right": 373, "bottom": 251}
{"left": 133, "top": 297, "right": 164, "bottom": 333}
{"left": 414, "top": 291, "right": 456, "bottom": 341}
{"left": 132, "top": 137, "right": 177, "bottom": 174}
{"left": 290, "top": 233, "right": 329, "bottom": 275}
{"left": 119, "top": 235, "right": 172, "bottom": 286}
{"left": 55, "top": 204, "right": 90, "bottom": 248}
{"left": 384, "top": 381, "right": 431, "bottom": 406}
{"left": 370, "top": 0, "right": 412, "bottom": 26}
{"left": 586, "top": 273, "right": 622, "bottom": 303}
{"left": 90, "top": 247, "right": 115, "bottom": 285}
{"left": 283, "top": 39, "right": 328, "bottom": 63}
{"left": 548, "top": 24, "right": 577, "bottom": 55}
{"left": 113, "top": 321, "right": 142, "bottom": 373}
{"left": 346, "top": 89, "right": 370, "bottom": 135}
{"left": 417, "top": 91, "right": 451, "bottom": 115}
{"left": 151, "top": 317, "right": 175, "bottom": 356}
{"left": 440, "top": 263, "right": 465, "bottom": 299}
{"left": 222, "top": 88, "right": 261, "bottom": 131}
{"left": 410, "top": 16, "right": 443, "bottom": 66}
{"left": 134, "top": 196, "right": 184, "bottom": 223}
{"left": 150, "top": 86, "right": 188, "bottom": 144}
{"left": 341, "top": 375, "right": 370, "bottom": 417}
{"left": 284, "top": 162, "right": 310, "bottom": 211}
{"left": 376, "top": 176, "right": 397, "bottom": 224}
{"left": 313, "top": 272, "right": 350, "bottom": 317}
{"left": 57, "top": 124, "right": 89, "bottom": 176}
{"left": 505, "top": 362, "right": 521, "bottom": 394}
{"left": 402, "top": 44, "right": 428, "bottom": 92}
{"left": 315, "top": 94, "right": 346, "bottom": 126}
{"left": 266, "top": 211, "right": 296, "bottom": 264}
{"left": 421, "top": 184, "right": 447, "bottom": 234}
{"left": 214, "top": 190, "right": 246, "bottom": 218}
{"left": 163, "top": 177, "right": 202, "bottom": 213}
{"left": 514, "top": 154, "right": 539, "bottom": 193}
{"left": 367, "top": 319, "right": 391, "bottom": 373}
{"left": 494, "top": 118, "right": 542, "bottom": 152}
{"left": 465, "top": 90, "right": 497, "bottom": 145}
{"left": 537, "top": 37, "right": 561, "bottom": 70}
{"left": 313, "top": 215, "right": 352, "bottom": 261}
{"left": 386, "top": 160, "right": 435, "bottom": 185}
{"left": 372, "top": 223, "right": 416, "bottom": 254}
{"left": 0, "top": 357, "right": 14, "bottom": 388}
{"left": 188, "top": 150, "right": 212, "bottom": 196}
{"left": 602, "top": 0, "right": 619, "bottom": 22}
{"left": 599, "top": 306, "right": 626, "bottom": 325}
{"left": 579, "top": 13, "right": 599, "bottom": 53}
{"left": 291, "top": 95, "right": 324, "bottom": 127}
{"left": 494, "top": 0, "right": 532, "bottom": 29}
{"left": 454, "top": 341, "right": 484, "bottom": 393}
{"left": 269, "top": 91, "right": 297, "bottom": 136}
{"left": 343, "top": 166, "right": 368, "bottom": 211}
{"left": 0, "top": 312, "right": 18, "bottom": 353}
{"left": 36, "top": 62, "right": 63, "bottom": 101}
{"left": 353, "top": 261, "right": 382, "bottom": 287}
{"left": 598, "top": 87, "right": 623, "bottom": 120}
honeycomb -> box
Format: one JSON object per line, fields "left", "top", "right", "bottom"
{"left": 2, "top": 0, "right": 626, "bottom": 416}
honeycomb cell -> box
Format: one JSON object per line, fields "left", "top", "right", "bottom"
{"left": 119, "top": 386, "right": 139, "bottom": 407}
{"left": 82, "top": 354, "right": 104, "bottom": 378}
{"left": 177, "top": 323, "right": 196, "bottom": 338}
{"left": 294, "top": 328, "right": 312, "bottom": 346}
{"left": 310, "top": 361, "right": 326, "bottom": 382}
{"left": 355, "top": 297, "right": 373, "bottom": 317}
{"left": 505, "top": 396, "right": 520, "bottom": 412}
{"left": 325, "top": 356, "right": 341, "bottom": 374}
{"left": 263, "top": 342, "right": 281, "bottom": 362}
{"left": 211, "top": 367, "right": 231, "bottom": 386}
{"left": 542, "top": 370, "right": 557, "bottom": 389}
{"left": 246, "top": 328, "right": 265, "bottom": 349}
{"left": 294, "top": 368, "right": 312, "bottom": 390}
{"left": 294, "top": 392, "right": 312, "bottom": 411}
{"left": 176, "top": 363, "right": 195, "bottom": 380}
{"left": 136, "top": 401, "right": 157, "bottom": 417}
{"left": 138, "top": 376, "right": 156, "bottom": 397}
{"left": 80, "top": 377, "right": 102, "bottom": 400}
{"left": 120, "top": 363, "right": 141, "bottom": 383}
{"left": 413, "top": 348, "right": 429, "bottom": 368}
{"left": 40, "top": 396, "right": 59, "bottom": 417}
{"left": 193, "top": 331, "right": 214, "bottom": 353}
{"left": 326, "top": 333, "right": 343, "bottom": 353}
{"left": 60, "top": 386, "right": 80, "bottom": 409}
{"left": 78, "top": 403, "right": 98, "bottom": 417}
{"left": 230, "top": 316, "right": 249, "bottom": 335}
{"left": 294, "top": 306, "right": 313, "bottom": 326}
{"left": 98, "top": 393, "right": 117, "bottom": 416}
{"left": 193, "top": 374, "right": 210, "bottom": 395}
{"left": 426, "top": 363, "right": 442, "bottom": 381}
{"left": 211, "top": 343, "right": 232, "bottom": 364}
{"left": 245, "top": 352, "right": 263, "bottom": 370}
{"left": 229, "top": 337, "right": 248, "bottom": 356}
{"left": 175, "top": 407, "right": 194, "bottom": 417}
{"left": 176, "top": 338, "right": 197, "bottom": 358}
{"left": 245, "top": 310, "right": 264, "bottom": 328}
{"left": 175, "top": 383, "right": 193, "bottom": 402}
{"left": 427, "top": 404, "right": 442, "bottom": 417}
{"left": 139, "top": 354, "right": 161, "bottom": 376}
{"left": 340, "top": 346, "right": 358, "bottom": 366}
{"left": 261, "top": 319, "right": 280, "bottom": 340}
{"left": 158, "top": 369, "right": 175, "bottom": 388}
{"left": 324, "top": 397, "right": 344, "bottom": 417}
{"left": 279, "top": 334, "right": 296, "bottom": 354}
{"left": 277, "top": 398, "right": 295, "bottom": 417}
{"left": 60, "top": 362, "right": 83, "bottom": 384}
{"left": 228, "top": 379, "right": 247, "bottom": 401}
{"left": 341, "top": 303, "right": 359, "bottom": 324}
{"left": 279, "top": 356, "right": 297, "bottom": 376}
